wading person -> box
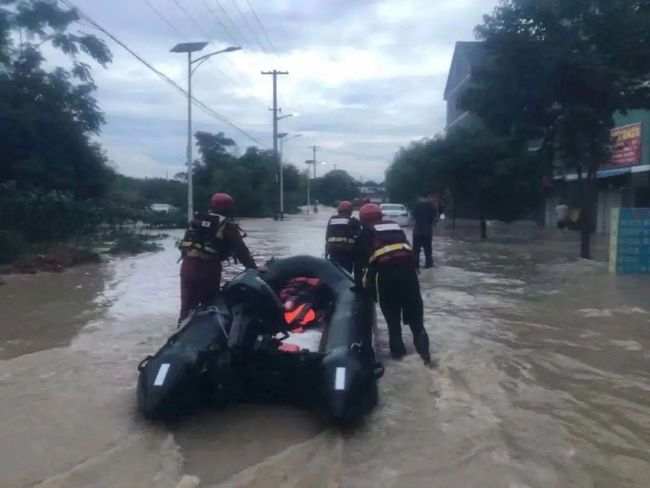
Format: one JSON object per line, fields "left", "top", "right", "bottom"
{"left": 178, "top": 193, "right": 256, "bottom": 324}
{"left": 325, "top": 200, "right": 361, "bottom": 273}
{"left": 411, "top": 194, "right": 437, "bottom": 269}
{"left": 356, "top": 203, "right": 432, "bottom": 365}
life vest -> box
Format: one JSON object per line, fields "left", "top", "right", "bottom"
{"left": 284, "top": 302, "right": 319, "bottom": 332}
{"left": 179, "top": 212, "right": 229, "bottom": 260}
{"left": 279, "top": 277, "right": 325, "bottom": 332}
{"left": 368, "top": 220, "right": 413, "bottom": 265}
{"left": 326, "top": 216, "right": 360, "bottom": 253}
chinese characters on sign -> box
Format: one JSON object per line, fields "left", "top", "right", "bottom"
{"left": 610, "top": 123, "right": 642, "bottom": 167}
{"left": 610, "top": 208, "right": 650, "bottom": 274}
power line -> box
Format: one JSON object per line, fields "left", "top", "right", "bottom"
{"left": 243, "top": 0, "right": 277, "bottom": 55}
{"left": 143, "top": 0, "right": 273, "bottom": 114}
{"left": 143, "top": 0, "right": 183, "bottom": 37}
{"left": 230, "top": 0, "right": 267, "bottom": 53}
{"left": 172, "top": 0, "right": 210, "bottom": 39}
{"left": 170, "top": 0, "right": 239, "bottom": 85}
{"left": 58, "top": 0, "right": 266, "bottom": 147}
{"left": 143, "top": 0, "right": 251, "bottom": 91}
{"left": 201, "top": 0, "right": 240, "bottom": 46}
{"left": 213, "top": 0, "right": 251, "bottom": 47}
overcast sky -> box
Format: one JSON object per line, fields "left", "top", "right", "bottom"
{"left": 70, "top": 0, "right": 498, "bottom": 182}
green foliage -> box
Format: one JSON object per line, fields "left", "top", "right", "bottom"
{"left": 0, "top": 182, "right": 101, "bottom": 242}
{"left": 312, "top": 170, "right": 360, "bottom": 206}
{"left": 386, "top": 128, "right": 544, "bottom": 226}
{"left": 192, "top": 131, "right": 307, "bottom": 217}
{"left": 0, "top": 230, "right": 26, "bottom": 264}
{"left": 1, "top": 0, "right": 113, "bottom": 199}
{"left": 462, "top": 0, "right": 650, "bottom": 254}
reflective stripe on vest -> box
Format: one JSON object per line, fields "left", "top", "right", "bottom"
{"left": 369, "top": 242, "right": 412, "bottom": 264}
{"left": 329, "top": 218, "right": 350, "bottom": 225}
{"left": 374, "top": 222, "right": 401, "bottom": 232}
{"left": 179, "top": 241, "right": 219, "bottom": 255}
{"left": 327, "top": 236, "right": 356, "bottom": 244}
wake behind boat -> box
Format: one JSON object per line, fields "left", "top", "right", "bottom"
{"left": 136, "top": 255, "right": 383, "bottom": 425}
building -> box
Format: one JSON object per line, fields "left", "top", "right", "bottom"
{"left": 443, "top": 41, "right": 485, "bottom": 131}
{"left": 547, "top": 110, "right": 650, "bottom": 233}
{"left": 444, "top": 41, "right": 650, "bottom": 233}
{"left": 357, "top": 183, "right": 386, "bottom": 204}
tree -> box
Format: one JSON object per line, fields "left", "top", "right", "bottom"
{"left": 462, "top": 0, "right": 650, "bottom": 257}
{"left": 1, "top": 0, "right": 113, "bottom": 199}
{"left": 386, "top": 127, "right": 544, "bottom": 238}
{"left": 312, "top": 170, "right": 360, "bottom": 206}
{"left": 0, "top": 0, "right": 113, "bottom": 244}
{"left": 192, "top": 132, "right": 306, "bottom": 217}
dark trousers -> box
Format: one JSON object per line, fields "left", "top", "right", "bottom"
{"left": 329, "top": 251, "right": 354, "bottom": 274}
{"left": 412, "top": 233, "right": 433, "bottom": 268}
{"left": 371, "top": 265, "right": 430, "bottom": 360}
{"left": 179, "top": 257, "right": 222, "bottom": 320}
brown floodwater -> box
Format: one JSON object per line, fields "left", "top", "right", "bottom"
{"left": 0, "top": 213, "right": 648, "bottom": 488}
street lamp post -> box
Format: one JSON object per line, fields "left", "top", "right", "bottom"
{"left": 171, "top": 43, "right": 241, "bottom": 221}
{"left": 304, "top": 158, "right": 325, "bottom": 213}
{"left": 275, "top": 113, "right": 294, "bottom": 220}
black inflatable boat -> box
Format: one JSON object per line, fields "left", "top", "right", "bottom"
{"left": 137, "top": 256, "right": 383, "bottom": 424}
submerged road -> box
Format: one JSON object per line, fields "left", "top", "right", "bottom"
{"left": 0, "top": 211, "right": 649, "bottom": 487}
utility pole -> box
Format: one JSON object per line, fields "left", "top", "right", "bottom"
{"left": 261, "top": 69, "right": 289, "bottom": 220}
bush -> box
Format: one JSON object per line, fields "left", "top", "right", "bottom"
{"left": 0, "top": 230, "right": 26, "bottom": 264}
{"left": 0, "top": 183, "right": 100, "bottom": 242}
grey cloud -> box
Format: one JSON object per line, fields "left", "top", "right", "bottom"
{"left": 69, "top": 0, "right": 498, "bottom": 180}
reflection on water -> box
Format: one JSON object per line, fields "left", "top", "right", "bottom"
{"left": 0, "top": 213, "right": 649, "bottom": 488}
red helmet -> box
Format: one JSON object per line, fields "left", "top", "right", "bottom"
{"left": 210, "top": 193, "right": 234, "bottom": 211}
{"left": 337, "top": 200, "right": 353, "bottom": 214}
{"left": 359, "top": 203, "right": 382, "bottom": 225}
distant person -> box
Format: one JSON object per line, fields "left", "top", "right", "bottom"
{"left": 555, "top": 203, "right": 569, "bottom": 230}
{"left": 313, "top": 199, "right": 319, "bottom": 213}
{"left": 325, "top": 200, "right": 361, "bottom": 273}
{"left": 355, "top": 203, "right": 432, "bottom": 365}
{"left": 411, "top": 194, "right": 437, "bottom": 269}
{"left": 178, "top": 193, "right": 256, "bottom": 324}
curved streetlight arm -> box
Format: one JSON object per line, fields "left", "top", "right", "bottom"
{"left": 191, "top": 46, "right": 241, "bottom": 75}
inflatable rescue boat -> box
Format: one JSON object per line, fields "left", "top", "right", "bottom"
{"left": 137, "top": 256, "right": 383, "bottom": 424}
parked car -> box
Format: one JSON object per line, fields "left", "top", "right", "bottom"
{"left": 380, "top": 203, "right": 411, "bottom": 227}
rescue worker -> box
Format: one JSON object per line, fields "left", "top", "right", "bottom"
{"left": 178, "top": 193, "right": 256, "bottom": 323}
{"left": 355, "top": 203, "right": 432, "bottom": 365}
{"left": 325, "top": 200, "right": 361, "bottom": 273}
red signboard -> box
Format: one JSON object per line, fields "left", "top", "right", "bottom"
{"left": 611, "top": 122, "right": 642, "bottom": 167}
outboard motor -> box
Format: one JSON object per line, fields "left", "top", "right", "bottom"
{"left": 137, "top": 269, "right": 286, "bottom": 419}
{"left": 222, "top": 269, "right": 286, "bottom": 349}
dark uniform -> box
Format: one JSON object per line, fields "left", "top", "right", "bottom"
{"left": 178, "top": 211, "right": 256, "bottom": 321}
{"left": 325, "top": 214, "right": 361, "bottom": 273}
{"left": 355, "top": 219, "right": 431, "bottom": 362}
{"left": 411, "top": 199, "right": 437, "bottom": 269}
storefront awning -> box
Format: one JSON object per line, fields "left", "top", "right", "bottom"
{"left": 554, "top": 164, "right": 650, "bottom": 181}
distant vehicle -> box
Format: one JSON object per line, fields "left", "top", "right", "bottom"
{"left": 380, "top": 203, "right": 410, "bottom": 227}
{"left": 150, "top": 203, "right": 175, "bottom": 214}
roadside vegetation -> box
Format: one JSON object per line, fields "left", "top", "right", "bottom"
{"left": 0, "top": 0, "right": 358, "bottom": 268}
{"left": 386, "top": 0, "right": 650, "bottom": 255}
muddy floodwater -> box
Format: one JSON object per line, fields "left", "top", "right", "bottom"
{"left": 1, "top": 212, "right": 649, "bottom": 488}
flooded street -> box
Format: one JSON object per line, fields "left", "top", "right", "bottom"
{"left": 1, "top": 212, "right": 649, "bottom": 488}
